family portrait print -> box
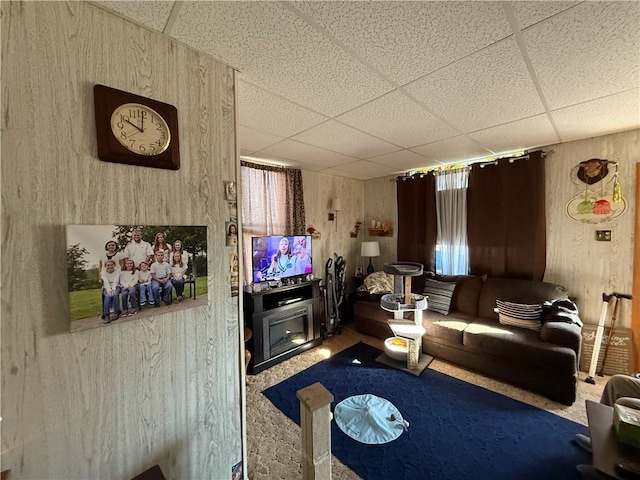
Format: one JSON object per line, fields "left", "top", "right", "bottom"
{"left": 67, "top": 225, "right": 208, "bottom": 332}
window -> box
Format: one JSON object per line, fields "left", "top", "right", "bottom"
{"left": 434, "top": 168, "right": 469, "bottom": 275}
{"left": 240, "top": 162, "right": 306, "bottom": 284}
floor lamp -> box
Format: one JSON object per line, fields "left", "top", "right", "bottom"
{"left": 361, "top": 241, "right": 380, "bottom": 275}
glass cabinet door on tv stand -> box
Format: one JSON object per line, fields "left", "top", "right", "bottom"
{"left": 243, "top": 279, "right": 322, "bottom": 374}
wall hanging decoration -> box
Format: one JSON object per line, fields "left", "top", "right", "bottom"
{"left": 368, "top": 220, "right": 393, "bottom": 237}
{"left": 350, "top": 220, "right": 362, "bottom": 238}
{"left": 230, "top": 252, "right": 239, "bottom": 297}
{"left": 566, "top": 158, "right": 627, "bottom": 224}
{"left": 306, "top": 226, "right": 321, "bottom": 240}
{"left": 226, "top": 221, "right": 238, "bottom": 246}
{"left": 66, "top": 224, "right": 207, "bottom": 332}
{"left": 225, "top": 181, "right": 237, "bottom": 201}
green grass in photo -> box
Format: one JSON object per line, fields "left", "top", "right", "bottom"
{"left": 69, "top": 276, "right": 209, "bottom": 322}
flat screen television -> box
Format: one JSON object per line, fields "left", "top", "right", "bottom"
{"left": 251, "top": 235, "right": 313, "bottom": 283}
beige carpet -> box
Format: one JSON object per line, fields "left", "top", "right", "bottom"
{"left": 246, "top": 323, "right": 607, "bottom": 480}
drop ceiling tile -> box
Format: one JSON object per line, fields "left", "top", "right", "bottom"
{"left": 404, "top": 38, "right": 544, "bottom": 133}
{"left": 551, "top": 89, "right": 640, "bottom": 142}
{"left": 467, "top": 115, "right": 559, "bottom": 155}
{"left": 325, "top": 160, "right": 399, "bottom": 180}
{"left": 510, "top": 1, "right": 580, "bottom": 29}
{"left": 94, "top": 1, "right": 174, "bottom": 31}
{"left": 237, "top": 81, "right": 327, "bottom": 138}
{"left": 411, "top": 136, "right": 493, "bottom": 163}
{"left": 292, "top": 121, "right": 401, "bottom": 159}
{"left": 524, "top": 1, "right": 640, "bottom": 110}
{"left": 172, "top": 2, "right": 393, "bottom": 116}
{"left": 336, "top": 90, "right": 459, "bottom": 148}
{"left": 291, "top": 1, "right": 512, "bottom": 86}
{"left": 368, "top": 150, "right": 441, "bottom": 172}
{"left": 258, "top": 140, "right": 359, "bottom": 168}
{"left": 238, "top": 126, "right": 284, "bottom": 155}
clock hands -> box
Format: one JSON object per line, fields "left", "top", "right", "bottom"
{"left": 124, "top": 118, "right": 143, "bottom": 133}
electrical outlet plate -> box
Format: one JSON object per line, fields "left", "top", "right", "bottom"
{"left": 595, "top": 230, "right": 612, "bottom": 241}
{"left": 328, "top": 213, "right": 335, "bottom": 221}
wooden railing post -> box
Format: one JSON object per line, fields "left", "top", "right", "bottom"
{"left": 296, "top": 382, "right": 334, "bottom": 480}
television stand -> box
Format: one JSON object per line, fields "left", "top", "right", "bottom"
{"left": 243, "top": 279, "right": 322, "bottom": 374}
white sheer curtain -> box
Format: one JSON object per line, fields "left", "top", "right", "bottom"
{"left": 241, "top": 165, "right": 288, "bottom": 284}
{"left": 435, "top": 168, "right": 469, "bottom": 275}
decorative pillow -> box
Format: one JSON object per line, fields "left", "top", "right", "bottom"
{"left": 363, "top": 272, "right": 394, "bottom": 294}
{"left": 496, "top": 300, "right": 543, "bottom": 331}
{"left": 423, "top": 279, "right": 456, "bottom": 315}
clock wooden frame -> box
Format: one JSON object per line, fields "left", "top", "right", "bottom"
{"left": 94, "top": 84, "right": 180, "bottom": 170}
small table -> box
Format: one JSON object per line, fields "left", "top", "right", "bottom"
{"left": 586, "top": 400, "right": 639, "bottom": 479}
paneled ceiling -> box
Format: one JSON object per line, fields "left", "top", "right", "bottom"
{"left": 97, "top": 1, "right": 639, "bottom": 180}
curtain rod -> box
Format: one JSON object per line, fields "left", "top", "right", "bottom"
{"left": 391, "top": 149, "right": 553, "bottom": 180}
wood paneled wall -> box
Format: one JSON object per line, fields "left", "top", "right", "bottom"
{"left": 1, "top": 2, "right": 242, "bottom": 478}
{"left": 362, "top": 177, "right": 398, "bottom": 269}
{"left": 301, "top": 171, "right": 364, "bottom": 284}
{"left": 545, "top": 129, "right": 638, "bottom": 333}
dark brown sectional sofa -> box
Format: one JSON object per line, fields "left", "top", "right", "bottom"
{"left": 353, "top": 274, "right": 583, "bottom": 405}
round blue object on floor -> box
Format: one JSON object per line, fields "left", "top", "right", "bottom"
{"left": 334, "top": 394, "right": 406, "bottom": 444}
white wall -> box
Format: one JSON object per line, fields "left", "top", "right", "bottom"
{"left": 1, "top": 2, "right": 243, "bottom": 478}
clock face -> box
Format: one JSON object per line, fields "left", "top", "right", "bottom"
{"left": 110, "top": 103, "right": 171, "bottom": 156}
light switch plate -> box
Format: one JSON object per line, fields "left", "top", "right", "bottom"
{"left": 595, "top": 230, "right": 612, "bottom": 241}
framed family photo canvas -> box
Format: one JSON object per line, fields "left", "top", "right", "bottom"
{"left": 66, "top": 224, "right": 208, "bottom": 332}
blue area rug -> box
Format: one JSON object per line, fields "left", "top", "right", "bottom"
{"left": 263, "top": 342, "right": 591, "bottom": 480}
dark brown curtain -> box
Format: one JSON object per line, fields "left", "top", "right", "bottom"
{"left": 284, "top": 167, "right": 306, "bottom": 235}
{"left": 397, "top": 174, "right": 437, "bottom": 287}
{"left": 467, "top": 151, "right": 546, "bottom": 281}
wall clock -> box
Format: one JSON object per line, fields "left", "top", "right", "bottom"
{"left": 94, "top": 84, "right": 180, "bottom": 170}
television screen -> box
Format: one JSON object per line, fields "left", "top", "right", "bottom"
{"left": 252, "top": 235, "right": 312, "bottom": 283}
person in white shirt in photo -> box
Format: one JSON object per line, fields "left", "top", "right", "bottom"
{"left": 170, "top": 250, "right": 188, "bottom": 301}
{"left": 124, "top": 229, "right": 154, "bottom": 268}
{"left": 150, "top": 251, "right": 173, "bottom": 306}
{"left": 100, "top": 260, "right": 121, "bottom": 324}
{"left": 119, "top": 258, "right": 139, "bottom": 317}
{"left": 137, "top": 261, "right": 153, "bottom": 307}
{"left": 152, "top": 232, "right": 173, "bottom": 266}
{"left": 173, "top": 239, "right": 189, "bottom": 267}
{"left": 98, "top": 240, "right": 124, "bottom": 280}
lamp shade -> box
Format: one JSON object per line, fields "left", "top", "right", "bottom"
{"left": 361, "top": 241, "right": 380, "bottom": 257}
{"left": 332, "top": 198, "right": 342, "bottom": 212}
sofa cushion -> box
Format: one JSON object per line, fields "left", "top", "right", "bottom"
{"left": 423, "top": 279, "right": 456, "bottom": 315}
{"left": 423, "top": 273, "right": 484, "bottom": 316}
{"left": 496, "top": 300, "right": 543, "bottom": 332}
{"left": 451, "top": 276, "right": 484, "bottom": 317}
{"left": 423, "top": 311, "right": 475, "bottom": 345}
{"left": 463, "top": 318, "right": 576, "bottom": 375}
{"left": 478, "top": 278, "right": 568, "bottom": 320}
